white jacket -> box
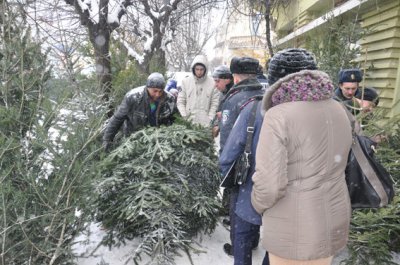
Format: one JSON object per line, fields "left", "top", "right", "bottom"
{"left": 177, "top": 55, "right": 220, "bottom": 126}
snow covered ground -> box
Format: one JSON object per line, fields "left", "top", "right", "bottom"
{"left": 74, "top": 220, "right": 354, "bottom": 265}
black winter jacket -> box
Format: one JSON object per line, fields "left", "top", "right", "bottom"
{"left": 103, "top": 86, "right": 177, "bottom": 143}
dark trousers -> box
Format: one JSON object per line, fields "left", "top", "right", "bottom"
{"left": 229, "top": 188, "right": 269, "bottom": 265}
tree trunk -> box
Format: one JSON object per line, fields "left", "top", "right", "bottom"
{"left": 264, "top": 0, "right": 274, "bottom": 59}
{"left": 88, "top": 25, "right": 113, "bottom": 116}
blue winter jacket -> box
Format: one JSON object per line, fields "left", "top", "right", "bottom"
{"left": 219, "top": 78, "right": 263, "bottom": 152}
{"left": 219, "top": 100, "right": 263, "bottom": 225}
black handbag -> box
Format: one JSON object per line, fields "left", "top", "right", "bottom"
{"left": 220, "top": 98, "right": 259, "bottom": 188}
{"left": 342, "top": 105, "right": 395, "bottom": 208}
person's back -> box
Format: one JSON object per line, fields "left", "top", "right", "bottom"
{"left": 219, "top": 57, "right": 264, "bottom": 152}
{"left": 251, "top": 49, "right": 353, "bottom": 265}
{"left": 254, "top": 75, "right": 352, "bottom": 260}
{"left": 177, "top": 55, "right": 220, "bottom": 126}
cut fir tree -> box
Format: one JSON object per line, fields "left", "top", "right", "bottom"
{"left": 93, "top": 123, "right": 222, "bottom": 265}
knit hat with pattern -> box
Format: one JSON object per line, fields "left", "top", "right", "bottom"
{"left": 268, "top": 48, "right": 317, "bottom": 85}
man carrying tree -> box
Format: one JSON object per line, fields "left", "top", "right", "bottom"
{"left": 102, "top": 72, "right": 177, "bottom": 151}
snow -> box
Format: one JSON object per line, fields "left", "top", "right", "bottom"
{"left": 74, "top": 221, "right": 267, "bottom": 265}
{"left": 77, "top": 0, "right": 124, "bottom": 25}
{"left": 107, "top": 0, "right": 124, "bottom": 25}
{"left": 74, "top": 221, "right": 352, "bottom": 265}
{"left": 116, "top": 34, "right": 145, "bottom": 64}
{"left": 144, "top": 36, "right": 153, "bottom": 52}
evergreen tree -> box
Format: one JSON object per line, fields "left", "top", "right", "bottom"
{"left": 0, "top": 1, "right": 106, "bottom": 264}
{"left": 94, "top": 122, "right": 221, "bottom": 265}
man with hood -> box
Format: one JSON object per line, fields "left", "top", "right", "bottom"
{"left": 103, "top": 72, "right": 177, "bottom": 151}
{"left": 177, "top": 55, "right": 220, "bottom": 126}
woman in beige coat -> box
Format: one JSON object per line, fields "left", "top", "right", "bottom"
{"left": 251, "top": 49, "right": 353, "bottom": 265}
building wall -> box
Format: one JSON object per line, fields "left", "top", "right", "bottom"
{"left": 212, "top": 5, "right": 269, "bottom": 69}
{"left": 356, "top": 1, "right": 400, "bottom": 115}
{"left": 273, "top": 0, "right": 400, "bottom": 117}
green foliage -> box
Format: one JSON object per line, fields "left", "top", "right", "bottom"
{"left": 305, "top": 12, "right": 400, "bottom": 263}
{"left": 109, "top": 39, "right": 147, "bottom": 105}
{"left": 112, "top": 63, "right": 147, "bottom": 105}
{"left": 93, "top": 123, "right": 221, "bottom": 265}
{"left": 0, "top": 89, "right": 107, "bottom": 265}
{"left": 0, "top": 4, "right": 108, "bottom": 264}
{"left": 0, "top": 7, "right": 51, "bottom": 137}
{"left": 148, "top": 51, "right": 167, "bottom": 76}
{"left": 343, "top": 112, "right": 400, "bottom": 265}
{"left": 345, "top": 199, "right": 400, "bottom": 265}
{"left": 306, "top": 17, "right": 366, "bottom": 85}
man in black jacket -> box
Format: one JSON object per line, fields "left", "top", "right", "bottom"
{"left": 103, "top": 72, "right": 177, "bottom": 150}
{"left": 211, "top": 65, "right": 234, "bottom": 138}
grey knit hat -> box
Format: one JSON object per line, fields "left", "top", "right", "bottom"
{"left": 212, "top": 65, "right": 233, "bottom": 79}
{"left": 146, "top": 72, "right": 165, "bottom": 89}
{"left": 268, "top": 48, "right": 317, "bottom": 85}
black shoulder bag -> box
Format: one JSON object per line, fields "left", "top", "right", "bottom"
{"left": 342, "top": 105, "right": 395, "bottom": 208}
{"left": 220, "top": 99, "right": 259, "bottom": 188}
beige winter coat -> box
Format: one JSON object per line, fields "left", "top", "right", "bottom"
{"left": 177, "top": 55, "right": 220, "bottom": 126}
{"left": 251, "top": 70, "right": 353, "bottom": 261}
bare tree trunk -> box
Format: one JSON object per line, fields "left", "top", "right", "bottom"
{"left": 264, "top": 0, "right": 274, "bottom": 59}
{"left": 88, "top": 25, "right": 112, "bottom": 102}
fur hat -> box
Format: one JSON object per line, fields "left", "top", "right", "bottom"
{"left": 212, "top": 65, "right": 232, "bottom": 79}
{"left": 268, "top": 48, "right": 317, "bottom": 85}
{"left": 338, "top": 69, "right": 362, "bottom": 83}
{"left": 146, "top": 72, "right": 165, "bottom": 89}
{"left": 230, "top": 57, "right": 259, "bottom": 74}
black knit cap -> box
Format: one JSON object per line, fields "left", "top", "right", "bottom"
{"left": 230, "top": 57, "right": 259, "bottom": 74}
{"left": 268, "top": 48, "right": 317, "bottom": 85}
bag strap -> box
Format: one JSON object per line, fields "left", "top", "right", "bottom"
{"left": 352, "top": 137, "right": 389, "bottom": 206}
{"left": 244, "top": 97, "right": 261, "bottom": 155}
{"left": 341, "top": 104, "right": 356, "bottom": 134}
{"left": 340, "top": 104, "right": 389, "bottom": 207}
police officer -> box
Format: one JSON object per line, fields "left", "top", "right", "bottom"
{"left": 219, "top": 57, "right": 264, "bottom": 257}
{"left": 334, "top": 68, "right": 379, "bottom": 115}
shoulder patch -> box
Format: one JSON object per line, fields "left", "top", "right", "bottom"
{"left": 222, "top": 110, "right": 230, "bottom": 125}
